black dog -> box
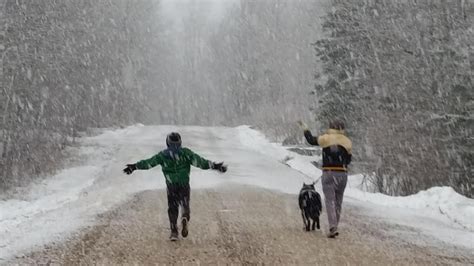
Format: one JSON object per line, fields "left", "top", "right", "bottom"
{"left": 298, "top": 183, "right": 322, "bottom": 231}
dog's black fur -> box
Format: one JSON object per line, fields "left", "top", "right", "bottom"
{"left": 298, "top": 183, "right": 322, "bottom": 231}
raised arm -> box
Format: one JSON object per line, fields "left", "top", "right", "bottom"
{"left": 298, "top": 120, "right": 319, "bottom": 146}
{"left": 303, "top": 130, "right": 319, "bottom": 146}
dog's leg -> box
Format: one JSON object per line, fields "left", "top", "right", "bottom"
{"left": 301, "top": 210, "right": 310, "bottom": 231}
{"left": 301, "top": 211, "right": 309, "bottom": 231}
{"left": 304, "top": 213, "right": 311, "bottom": 232}
{"left": 316, "top": 216, "right": 320, "bottom": 230}
{"left": 311, "top": 219, "right": 316, "bottom": 231}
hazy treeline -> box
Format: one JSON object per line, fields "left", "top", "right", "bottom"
{"left": 206, "top": 0, "right": 324, "bottom": 137}
{"left": 0, "top": 0, "right": 163, "bottom": 188}
{"left": 153, "top": 0, "right": 326, "bottom": 138}
{"left": 314, "top": 0, "right": 473, "bottom": 197}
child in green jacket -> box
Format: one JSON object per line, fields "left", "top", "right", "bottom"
{"left": 123, "top": 132, "right": 227, "bottom": 241}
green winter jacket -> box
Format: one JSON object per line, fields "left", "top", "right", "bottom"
{"left": 135, "top": 147, "right": 211, "bottom": 185}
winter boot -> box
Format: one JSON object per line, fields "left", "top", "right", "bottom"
{"left": 181, "top": 217, "right": 189, "bottom": 238}
{"left": 170, "top": 230, "right": 179, "bottom": 241}
{"left": 327, "top": 227, "right": 339, "bottom": 238}
{"left": 170, "top": 224, "right": 179, "bottom": 241}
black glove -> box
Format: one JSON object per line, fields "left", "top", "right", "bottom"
{"left": 211, "top": 162, "right": 227, "bottom": 173}
{"left": 123, "top": 164, "right": 137, "bottom": 175}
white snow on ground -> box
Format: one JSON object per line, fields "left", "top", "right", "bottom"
{"left": 237, "top": 125, "right": 321, "bottom": 182}
{"left": 0, "top": 166, "right": 99, "bottom": 231}
{"left": 346, "top": 181, "right": 474, "bottom": 231}
{"left": 0, "top": 125, "right": 473, "bottom": 261}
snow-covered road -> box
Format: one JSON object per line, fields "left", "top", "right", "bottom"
{"left": 1, "top": 125, "right": 473, "bottom": 261}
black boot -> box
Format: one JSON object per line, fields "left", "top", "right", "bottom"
{"left": 181, "top": 217, "right": 189, "bottom": 238}
{"left": 170, "top": 224, "right": 179, "bottom": 241}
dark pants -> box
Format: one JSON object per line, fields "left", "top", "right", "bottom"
{"left": 167, "top": 183, "right": 190, "bottom": 232}
{"left": 322, "top": 171, "right": 348, "bottom": 230}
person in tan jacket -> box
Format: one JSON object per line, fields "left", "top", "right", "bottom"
{"left": 298, "top": 120, "right": 352, "bottom": 238}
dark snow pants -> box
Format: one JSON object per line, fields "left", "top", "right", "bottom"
{"left": 322, "top": 171, "right": 348, "bottom": 230}
{"left": 167, "top": 183, "right": 190, "bottom": 231}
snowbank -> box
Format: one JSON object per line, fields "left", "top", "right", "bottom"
{"left": 0, "top": 166, "right": 102, "bottom": 260}
{"left": 0, "top": 166, "right": 99, "bottom": 231}
{"left": 237, "top": 125, "right": 322, "bottom": 183}
{"left": 346, "top": 186, "right": 474, "bottom": 231}
{"left": 237, "top": 125, "right": 290, "bottom": 160}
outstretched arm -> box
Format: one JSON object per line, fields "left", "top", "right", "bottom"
{"left": 136, "top": 154, "right": 163, "bottom": 169}
{"left": 186, "top": 149, "right": 212, "bottom": 170}
{"left": 185, "top": 148, "right": 227, "bottom": 172}
{"left": 123, "top": 153, "right": 163, "bottom": 175}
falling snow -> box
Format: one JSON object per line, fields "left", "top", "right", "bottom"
{"left": 0, "top": 0, "right": 472, "bottom": 264}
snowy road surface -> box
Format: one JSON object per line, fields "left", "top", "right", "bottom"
{"left": 18, "top": 187, "right": 474, "bottom": 265}
{"left": 1, "top": 125, "right": 473, "bottom": 264}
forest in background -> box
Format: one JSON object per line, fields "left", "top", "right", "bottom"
{"left": 1, "top": 0, "right": 472, "bottom": 197}
{"left": 1, "top": 0, "right": 323, "bottom": 190}
{"left": 1, "top": 0, "right": 163, "bottom": 189}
